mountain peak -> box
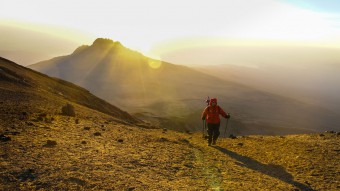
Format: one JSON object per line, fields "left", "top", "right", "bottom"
{"left": 72, "top": 38, "right": 123, "bottom": 54}
{"left": 92, "top": 38, "right": 119, "bottom": 46}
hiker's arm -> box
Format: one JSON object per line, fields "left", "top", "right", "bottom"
{"left": 219, "top": 107, "right": 230, "bottom": 118}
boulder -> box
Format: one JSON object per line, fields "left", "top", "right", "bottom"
{"left": 0, "top": 134, "right": 11, "bottom": 142}
{"left": 61, "top": 103, "right": 75, "bottom": 117}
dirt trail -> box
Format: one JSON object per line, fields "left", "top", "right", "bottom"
{"left": 188, "top": 133, "right": 339, "bottom": 191}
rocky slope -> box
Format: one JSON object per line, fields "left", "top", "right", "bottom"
{"left": 0, "top": 57, "right": 138, "bottom": 124}
{"left": 2, "top": 116, "right": 339, "bottom": 190}
{"left": 1, "top": 57, "right": 339, "bottom": 190}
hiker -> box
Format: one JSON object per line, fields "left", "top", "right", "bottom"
{"left": 201, "top": 98, "right": 230, "bottom": 146}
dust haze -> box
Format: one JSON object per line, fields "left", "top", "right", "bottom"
{"left": 162, "top": 45, "right": 340, "bottom": 114}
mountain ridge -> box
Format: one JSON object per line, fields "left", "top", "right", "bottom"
{"left": 28, "top": 38, "right": 340, "bottom": 134}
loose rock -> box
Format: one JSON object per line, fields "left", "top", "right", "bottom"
{"left": 229, "top": 134, "right": 237, "bottom": 139}
{"left": 18, "top": 169, "right": 35, "bottom": 181}
{"left": 19, "top": 112, "right": 28, "bottom": 120}
{"left": 44, "top": 140, "right": 57, "bottom": 147}
{"left": 0, "top": 134, "right": 11, "bottom": 142}
{"left": 83, "top": 127, "right": 91, "bottom": 130}
{"left": 93, "top": 132, "right": 101, "bottom": 136}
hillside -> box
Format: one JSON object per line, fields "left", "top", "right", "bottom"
{"left": 29, "top": 38, "right": 339, "bottom": 135}
{"left": 0, "top": 57, "right": 138, "bottom": 125}
{"left": 1, "top": 57, "right": 339, "bottom": 190}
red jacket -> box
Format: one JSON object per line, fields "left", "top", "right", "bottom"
{"left": 201, "top": 98, "right": 227, "bottom": 124}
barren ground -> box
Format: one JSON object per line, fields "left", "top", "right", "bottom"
{"left": 1, "top": 111, "right": 339, "bottom": 190}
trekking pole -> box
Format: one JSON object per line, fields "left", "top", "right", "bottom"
{"left": 224, "top": 118, "right": 229, "bottom": 137}
{"left": 202, "top": 120, "right": 205, "bottom": 138}
{"left": 204, "top": 120, "right": 207, "bottom": 139}
{"left": 202, "top": 96, "right": 209, "bottom": 139}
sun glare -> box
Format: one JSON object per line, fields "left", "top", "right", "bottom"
{"left": 148, "top": 59, "right": 162, "bottom": 69}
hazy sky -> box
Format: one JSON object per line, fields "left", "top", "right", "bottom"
{"left": 1, "top": 0, "right": 340, "bottom": 64}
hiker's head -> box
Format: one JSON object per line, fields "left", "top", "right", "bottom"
{"left": 209, "top": 98, "right": 217, "bottom": 107}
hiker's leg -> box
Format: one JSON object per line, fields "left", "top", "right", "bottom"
{"left": 207, "top": 123, "right": 214, "bottom": 145}
{"left": 212, "top": 123, "right": 220, "bottom": 144}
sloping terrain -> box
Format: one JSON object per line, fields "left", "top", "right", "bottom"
{"left": 0, "top": 57, "right": 138, "bottom": 124}
{"left": 1, "top": 57, "right": 339, "bottom": 190}
{"left": 2, "top": 115, "right": 339, "bottom": 190}
{"left": 29, "top": 38, "right": 339, "bottom": 135}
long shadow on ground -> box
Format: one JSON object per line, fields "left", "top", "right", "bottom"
{"left": 213, "top": 146, "right": 315, "bottom": 191}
